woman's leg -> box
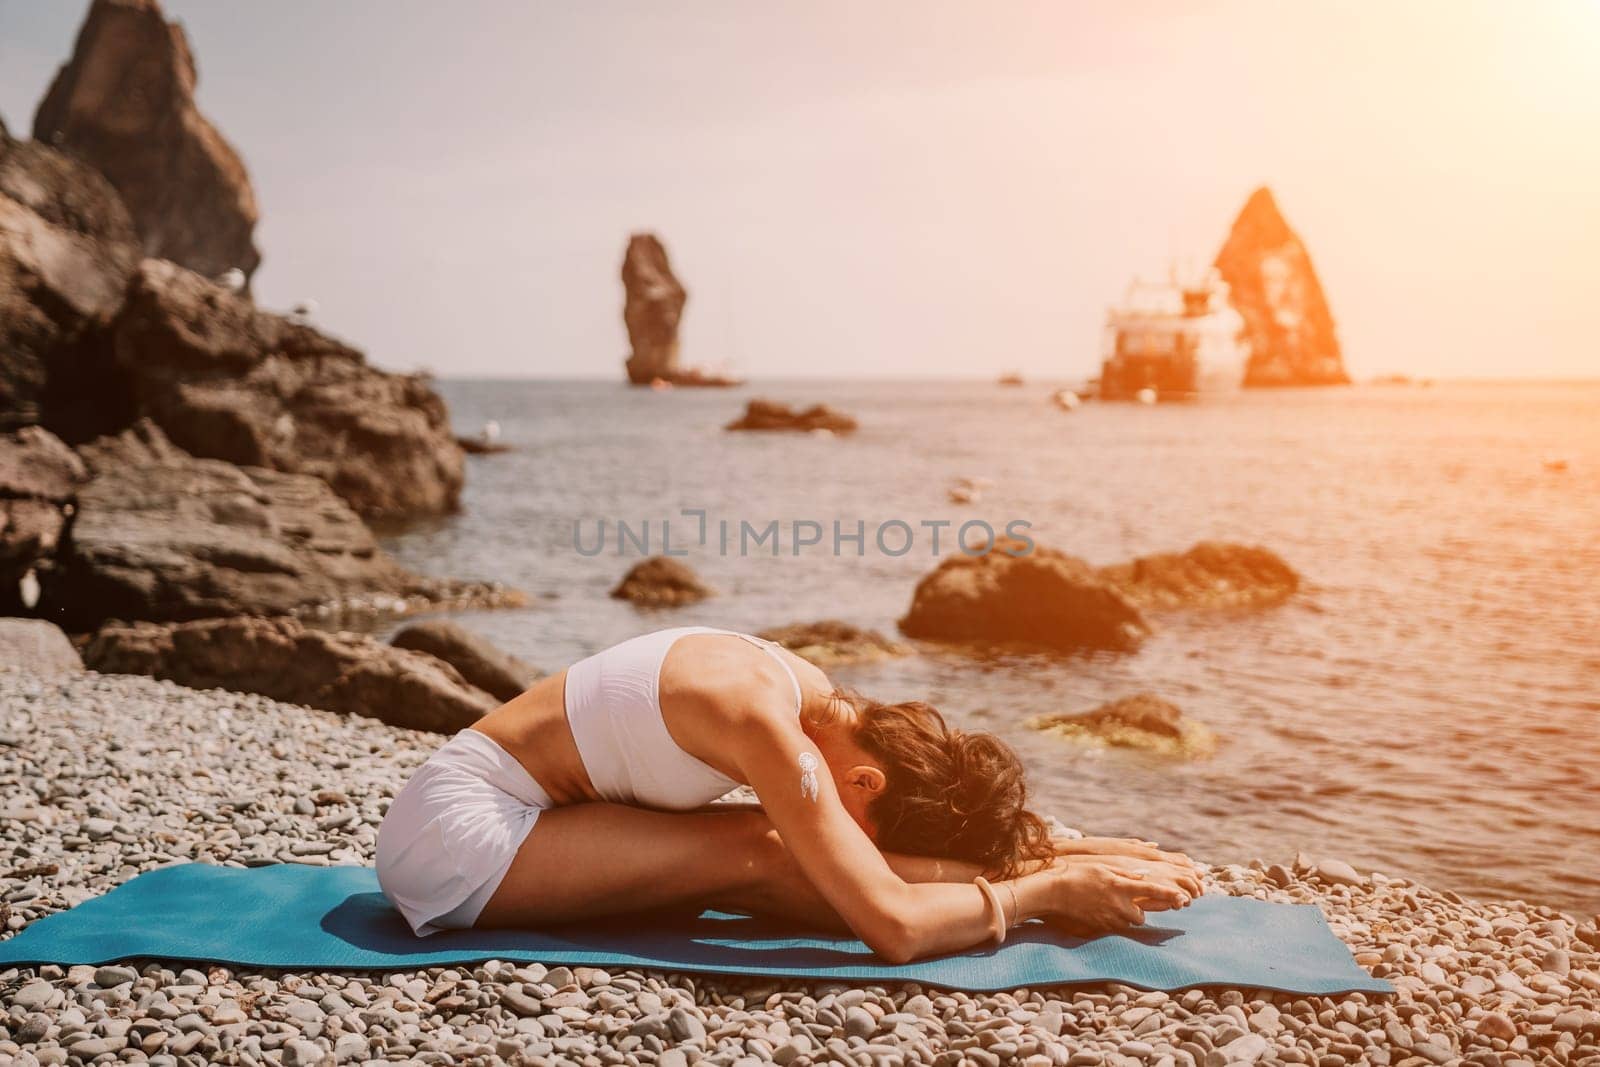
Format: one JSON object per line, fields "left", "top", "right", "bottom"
{"left": 475, "top": 802, "right": 846, "bottom": 931}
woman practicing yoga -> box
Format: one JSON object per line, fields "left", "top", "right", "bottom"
{"left": 377, "top": 626, "right": 1203, "bottom": 961}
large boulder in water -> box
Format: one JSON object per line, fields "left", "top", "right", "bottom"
{"left": 1098, "top": 542, "right": 1299, "bottom": 611}
{"left": 94, "top": 259, "right": 464, "bottom": 519}
{"left": 38, "top": 422, "right": 499, "bottom": 631}
{"left": 0, "top": 129, "right": 140, "bottom": 434}
{"left": 33, "top": 0, "right": 261, "bottom": 284}
{"left": 0, "top": 426, "right": 88, "bottom": 612}
{"left": 725, "top": 399, "right": 858, "bottom": 434}
{"left": 85, "top": 615, "right": 497, "bottom": 733}
{"left": 611, "top": 556, "right": 714, "bottom": 607}
{"left": 390, "top": 619, "right": 541, "bottom": 703}
{"left": 1214, "top": 187, "right": 1347, "bottom": 387}
{"left": 899, "top": 539, "right": 1150, "bottom": 654}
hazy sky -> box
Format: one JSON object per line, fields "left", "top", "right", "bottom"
{"left": 2, "top": 1, "right": 1596, "bottom": 380}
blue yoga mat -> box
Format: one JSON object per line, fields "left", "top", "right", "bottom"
{"left": 0, "top": 863, "right": 1389, "bottom": 994}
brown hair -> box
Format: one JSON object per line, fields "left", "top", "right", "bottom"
{"left": 827, "top": 689, "right": 1053, "bottom": 878}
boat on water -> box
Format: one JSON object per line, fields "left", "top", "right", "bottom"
{"left": 1098, "top": 267, "right": 1247, "bottom": 402}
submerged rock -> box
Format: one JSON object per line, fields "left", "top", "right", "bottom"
{"left": 898, "top": 539, "right": 1150, "bottom": 654}
{"left": 34, "top": 0, "right": 262, "bottom": 284}
{"left": 96, "top": 259, "right": 464, "bottom": 519}
{"left": 0, "top": 618, "right": 82, "bottom": 674}
{"left": 1098, "top": 541, "right": 1299, "bottom": 611}
{"left": 0, "top": 129, "right": 139, "bottom": 434}
{"left": 725, "top": 399, "right": 858, "bottom": 434}
{"left": 1029, "top": 693, "right": 1216, "bottom": 758}
{"left": 611, "top": 556, "right": 714, "bottom": 607}
{"left": 0, "top": 426, "right": 88, "bottom": 610}
{"left": 390, "top": 619, "right": 540, "bottom": 703}
{"left": 39, "top": 423, "right": 486, "bottom": 631}
{"left": 1215, "top": 187, "right": 1347, "bottom": 387}
{"left": 85, "top": 616, "right": 497, "bottom": 733}
{"left": 756, "top": 620, "right": 910, "bottom": 666}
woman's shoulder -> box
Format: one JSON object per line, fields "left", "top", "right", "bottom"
{"left": 661, "top": 631, "right": 826, "bottom": 727}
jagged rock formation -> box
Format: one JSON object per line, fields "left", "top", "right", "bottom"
{"left": 91, "top": 260, "right": 464, "bottom": 519}
{"left": 1215, "top": 188, "right": 1347, "bottom": 387}
{"left": 85, "top": 616, "right": 497, "bottom": 733}
{"left": 622, "top": 234, "right": 687, "bottom": 385}
{"left": 725, "top": 399, "right": 858, "bottom": 434}
{"left": 610, "top": 556, "right": 714, "bottom": 607}
{"left": 0, "top": 427, "right": 88, "bottom": 612}
{"left": 756, "top": 620, "right": 910, "bottom": 666}
{"left": 39, "top": 422, "right": 489, "bottom": 631}
{"left": 1098, "top": 542, "right": 1300, "bottom": 611}
{"left": 390, "top": 620, "right": 540, "bottom": 703}
{"left": 0, "top": 129, "right": 139, "bottom": 433}
{"left": 899, "top": 539, "right": 1151, "bottom": 654}
{"left": 33, "top": 0, "right": 261, "bottom": 283}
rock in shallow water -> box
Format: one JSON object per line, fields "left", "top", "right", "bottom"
{"left": 756, "top": 620, "right": 910, "bottom": 666}
{"left": 899, "top": 538, "right": 1150, "bottom": 654}
{"left": 611, "top": 555, "right": 714, "bottom": 607}
{"left": 1097, "top": 541, "right": 1300, "bottom": 612}
{"left": 1029, "top": 693, "right": 1217, "bottom": 758}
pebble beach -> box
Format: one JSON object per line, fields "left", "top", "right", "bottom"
{"left": 2, "top": 668, "right": 1596, "bottom": 1067}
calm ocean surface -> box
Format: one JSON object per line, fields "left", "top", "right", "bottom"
{"left": 380, "top": 379, "right": 1600, "bottom": 915}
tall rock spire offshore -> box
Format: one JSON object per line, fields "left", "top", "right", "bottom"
{"left": 1214, "top": 187, "right": 1347, "bottom": 386}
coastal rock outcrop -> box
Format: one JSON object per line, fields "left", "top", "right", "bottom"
{"left": 38, "top": 423, "right": 490, "bottom": 631}
{"left": 1028, "top": 693, "right": 1217, "bottom": 758}
{"left": 611, "top": 556, "right": 714, "bottom": 607}
{"left": 390, "top": 619, "right": 540, "bottom": 703}
{"left": 33, "top": 0, "right": 262, "bottom": 284}
{"left": 756, "top": 620, "right": 910, "bottom": 666}
{"left": 0, "top": 129, "right": 139, "bottom": 433}
{"left": 622, "top": 233, "right": 688, "bottom": 385}
{"left": 0, "top": 427, "right": 88, "bottom": 610}
{"left": 1098, "top": 542, "right": 1300, "bottom": 612}
{"left": 1214, "top": 188, "right": 1347, "bottom": 387}
{"left": 0, "top": 618, "right": 82, "bottom": 674}
{"left": 725, "top": 400, "right": 858, "bottom": 434}
{"left": 84, "top": 616, "right": 497, "bottom": 733}
{"left": 620, "top": 234, "right": 737, "bottom": 386}
{"left": 898, "top": 539, "right": 1150, "bottom": 654}
{"left": 93, "top": 259, "right": 464, "bottom": 519}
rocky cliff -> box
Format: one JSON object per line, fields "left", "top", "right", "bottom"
{"left": 33, "top": 0, "right": 261, "bottom": 284}
{"left": 0, "top": 128, "right": 139, "bottom": 434}
{"left": 1214, "top": 188, "right": 1348, "bottom": 387}
{"left": 100, "top": 260, "right": 466, "bottom": 520}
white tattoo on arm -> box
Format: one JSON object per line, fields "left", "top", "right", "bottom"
{"left": 798, "top": 751, "right": 819, "bottom": 801}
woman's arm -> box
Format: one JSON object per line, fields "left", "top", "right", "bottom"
{"left": 728, "top": 706, "right": 1190, "bottom": 962}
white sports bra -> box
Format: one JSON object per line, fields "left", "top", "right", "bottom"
{"left": 562, "top": 627, "right": 803, "bottom": 810}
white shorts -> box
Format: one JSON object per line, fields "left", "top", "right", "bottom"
{"left": 376, "top": 728, "right": 551, "bottom": 936}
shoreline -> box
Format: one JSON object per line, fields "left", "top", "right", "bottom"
{"left": 1, "top": 668, "right": 1596, "bottom": 1066}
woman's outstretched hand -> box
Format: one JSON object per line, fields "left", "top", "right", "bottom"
{"left": 1052, "top": 835, "right": 1202, "bottom": 873}
{"left": 1037, "top": 855, "right": 1199, "bottom": 938}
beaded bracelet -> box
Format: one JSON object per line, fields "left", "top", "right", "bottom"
{"left": 973, "top": 876, "right": 1008, "bottom": 945}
